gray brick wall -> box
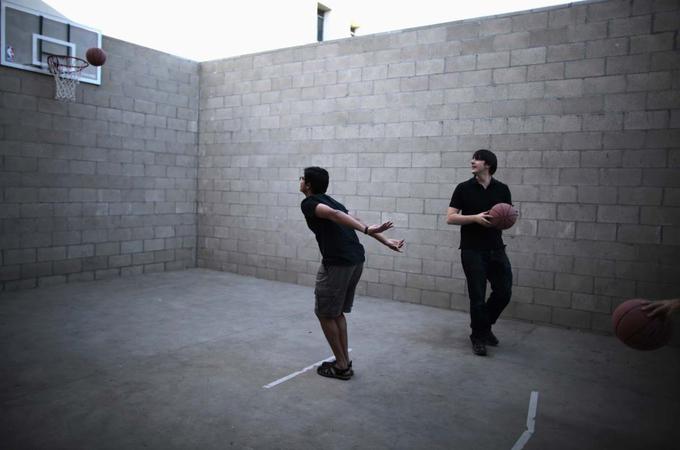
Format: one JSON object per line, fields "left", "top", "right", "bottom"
{"left": 1, "top": 38, "right": 199, "bottom": 290}
{"left": 197, "top": 0, "right": 680, "bottom": 333}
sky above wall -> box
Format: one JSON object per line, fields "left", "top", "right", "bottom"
{"left": 40, "top": 0, "right": 584, "bottom": 61}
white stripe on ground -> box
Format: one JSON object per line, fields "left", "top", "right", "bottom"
{"left": 263, "top": 348, "right": 352, "bottom": 389}
{"left": 511, "top": 391, "right": 540, "bottom": 450}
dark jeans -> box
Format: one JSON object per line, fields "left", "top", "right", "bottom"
{"left": 461, "top": 248, "right": 513, "bottom": 339}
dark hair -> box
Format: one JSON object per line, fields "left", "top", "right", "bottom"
{"left": 303, "top": 166, "right": 329, "bottom": 194}
{"left": 472, "top": 149, "right": 498, "bottom": 175}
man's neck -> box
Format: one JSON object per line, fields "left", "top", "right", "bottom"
{"left": 475, "top": 172, "right": 492, "bottom": 188}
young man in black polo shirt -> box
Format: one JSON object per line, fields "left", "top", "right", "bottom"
{"left": 446, "top": 149, "right": 513, "bottom": 356}
{"left": 300, "top": 166, "right": 404, "bottom": 380}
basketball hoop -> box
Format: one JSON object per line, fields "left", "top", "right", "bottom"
{"left": 46, "top": 55, "right": 89, "bottom": 102}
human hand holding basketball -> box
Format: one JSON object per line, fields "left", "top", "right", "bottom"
{"left": 641, "top": 298, "right": 680, "bottom": 319}
{"left": 474, "top": 212, "right": 494, "bottom": 228}
{"left": 613, "top": 299, "right": 672, "bottom": 350}
{"left": 488, "top": 203, "right": 519, "bottom": 230}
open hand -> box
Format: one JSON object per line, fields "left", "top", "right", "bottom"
{"left": 367, "top": 221, "right": 394, "bottom": 235}
{"left": 386, "top": 239, "right": 405, "bottom": 252}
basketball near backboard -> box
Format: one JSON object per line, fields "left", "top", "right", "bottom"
{"left": 1, "top": 1, "right": 102, "bottom": 85}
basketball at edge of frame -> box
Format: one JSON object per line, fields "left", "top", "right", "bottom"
{"left": 612, "top": 298, "right": 672, "bottom": 351}
{"left": 488, "top": 202, "right": 518, "bottom": 230}
{"left": 85, "top": 47, "right": 107, "bottom": 66}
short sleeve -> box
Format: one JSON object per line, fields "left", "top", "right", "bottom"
{"left": 449, "top": 184, "right": 464, "bottom": 210}
{"left": 505, "top": 185, "right": 512, "bottom": 205}
{"left": 301, "top": 197, "right": 320, "bottom": 219}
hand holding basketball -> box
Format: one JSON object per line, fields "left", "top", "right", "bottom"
{"left": 474, "top": 212, "right": 493, "bottom": 227}
{"left": 641, "top": 298, "right": 680, "bottom": 319}
{"left": 612, "top": 299, "right": 672, "bottom": 351}
{"left": 488, "top": 203, "right": 518, "bottom": 230}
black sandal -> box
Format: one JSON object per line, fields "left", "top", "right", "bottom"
{"left": 320, "top": 360, "right": 353, "bottom": 376}
{"left": 317, "top": 363, "right": 352, "bottom": 380}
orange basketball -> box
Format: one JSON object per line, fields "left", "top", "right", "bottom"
{"left": 488, "top": 203, "right": 518, "bottom": 230}
{"left": 612, "top": 299, "right": 672, "bottom": 351}
{"left": 85, "top": 47, "right": 106, "bottom": 66}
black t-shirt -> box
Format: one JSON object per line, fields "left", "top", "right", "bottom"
{"left": 301, "top": 194, "right": 365, "bottom": 266}
{"left": 449, "top": 177, "right": 512, "bottom": 250}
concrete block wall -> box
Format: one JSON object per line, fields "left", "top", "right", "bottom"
{"left": 0, "top": 37, "right": 199, "bottom": 291}
{"left": 197, "top": 0, "right": 680, "bottom": 332}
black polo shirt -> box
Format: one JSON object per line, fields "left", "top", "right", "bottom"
{"left": 301, "top": 194, "right": 365, "bottom": 266}
{"left": 449, "top": 177, "right": 512, "bottom": 250}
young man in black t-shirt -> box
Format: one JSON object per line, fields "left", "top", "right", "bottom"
{"left": 446, "top": 149, "right": 513, "bottom": 356}
{"left": 300, "top": 166, "right": 404, "bottom": 380}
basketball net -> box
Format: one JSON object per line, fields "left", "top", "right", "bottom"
{"left": 47, "top": 55, "right": 89, "bottom": 102}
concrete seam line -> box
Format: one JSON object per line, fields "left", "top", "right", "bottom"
{"left": 263, "top": 348, "right": 353, "bottom": 389}
{"left": 511, "top": 391, "right": 539, "bottom": 450}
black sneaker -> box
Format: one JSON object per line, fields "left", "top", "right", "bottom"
{"left": 471, "top": 338, "right": 487, "bottom": 356}
{"left": 485, "top": 331, "right": 499, "bottom": 347}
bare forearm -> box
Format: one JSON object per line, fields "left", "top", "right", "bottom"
{"left": 447, "top": 213, "right": 477, "bottom": 225}
{"left": 371, "top": 232, "right": 389, "bottom": 245}
{"left": 330, "top": 209, "right": 366, "bottom": 233}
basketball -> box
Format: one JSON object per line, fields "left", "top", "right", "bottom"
{"left": 85, "top": 47, "right": 106, "bottom": 66}
{"left": 612, "top": 299, "right": 672, "bottom": 351}
{"left": 488, "top": 202, "right": 518, "bottom": 230}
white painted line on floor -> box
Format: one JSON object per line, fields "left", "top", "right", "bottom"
{"left": 511, "top": 391, "right": 539, "bottom": 450}
{"left": 263, "top": 348, "right": 352, "bottom": 389}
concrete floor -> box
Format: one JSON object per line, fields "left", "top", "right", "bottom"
{"left": 1, "top": 269, "right": 678, "bottom": 450}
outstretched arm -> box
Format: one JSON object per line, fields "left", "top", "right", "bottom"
{"left": 314, "top": 204, "right": 404, "bottom": 252}
{"left": 641, "top": 298, "right": 680, "bottom": 319}
{"left": 314, "top": 203, "right": 393, "bottom": 235}
{"left": 446, "top": 207, "right": 493, "bottom": 227}
{"left": 370, "top": 232, "right": 405, "bottom": 252}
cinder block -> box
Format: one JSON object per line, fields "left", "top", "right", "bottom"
{"left": 597, "top": 205, "right": 639, "bottom": 224}
{"left": 586, "top": 38, "right": 628, "bottom": 58}
{"left": 387, "top": 62, "right": 415, "bottom": 78}
{"left": 445, "top": 55, "right": 477, "bottom": 72}
{"left": 511, "top": 47, "right": 546, "bottom": 66}
{"left": 624, "top": 111, "right": 669, "bottom": 130}
{"left": 575, "top": 222, "right": 617, "bottom": 241}
{"left": 492, "top": 67, "right": 527, "bottom": 84}
{"left": 551, "top": 307, "right": 590, "bottom": 329}
{"left": 53, "top": 259, "right": 83, "bottom": 275}
{"left": 545, "top": 79, "right": 583, "bottom": 98}
{"left": 534, "top": 288, "right": 571, "bottom": 308}
{"left": 537, "top": 220, "right": 575, "bottom": 239}
{"left": 527, "top": 62, "right": 564, "bottom": 81}
{"left": 630, "top": 33, "right": 674, "bottom": 54}
{"left": 547, "top": 43, "right": 585, "bottom": 62}
{"left": 493, "top": 32, "right": 530, "bottom": 51}
{"left": 571, "top": 293, "right": 611, "bottom": 313}
{"left": 555, "top": 273, "right": 593, "bottom": 294}
{"left": 565, "top": 58, "right": 605, "bottom": 78}
{"left": 514, "top": 303, "right": 551, "bottom": 322}
{"left": 606, "top": 54, "right": 651, "bottom": 75}
{"left": 477, "top": 52, "right": 510, "bottom": 69}
{"left": 518, "top": 268, "right": 554, "bottom": 289}
{"left": 529, "top": 28, "right": 568, "bottom": 47}
{"left": 594, "top": 276, "right": 635, "bottom": 298}
{"left": 617, "top": 224, "right": 661, "bottom": 244}
{"left": 618, "top": 187, "right": 663, "bottom": 206}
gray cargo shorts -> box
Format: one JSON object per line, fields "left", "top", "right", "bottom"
{"left": 314, "top": 263, "right": 364, "bottom": 318}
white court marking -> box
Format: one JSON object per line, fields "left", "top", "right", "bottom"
{"left": 263, "top": 348, "right": 352, "bottom": 389}
{"left": 511, "top": 391, "right": 539, "bottom": 450}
